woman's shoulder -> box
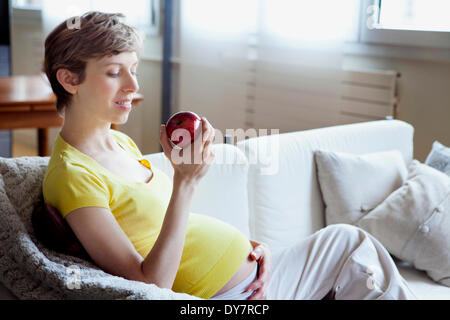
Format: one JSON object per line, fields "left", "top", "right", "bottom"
{"left": 43, "top": 154, "right": 110, "bottom": 206}
{"left": 43, "top": 155, "right": 110, "bottom": 217}
{"left": 45, "top": 137, "right": 105, "bottom": 182}
{"left": 44, "top": 154, "right": 102, "bottom": 184}
{"left": 47, "top": 132, "right": 99, "bottom": 173}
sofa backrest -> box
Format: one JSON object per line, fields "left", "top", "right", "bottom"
{"left": 144, "top": 143, "right": 251, "bottom": 238}
{"left": 236, "top": 120, "right": 414, "bottom": 253}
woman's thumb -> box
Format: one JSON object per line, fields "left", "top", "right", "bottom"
{"left": 160, "top": 125, "right": 169, "bottom": 149}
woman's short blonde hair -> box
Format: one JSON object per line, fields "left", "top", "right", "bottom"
{"left": 43, "top": 11, "right": 143, "bottom": 116}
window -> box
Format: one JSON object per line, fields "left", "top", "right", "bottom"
{"left": 12, "top": 0, "right": 43, "bottom": 10}
{"left": 361, "top": 0, "right": 450, "bottom": 48}
{"left": 89, "top": 0, "right": 160, "bottom": 36}
{"left": 14, "top": 0, "right": 160, "bottom": 36}
{"left": 263, "top": 0, "right": 361, "bottom": 43}
{"left": 375, "top": 0, "right": 450, "bottom": 32}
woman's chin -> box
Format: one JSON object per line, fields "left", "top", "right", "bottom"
{"left": 112, "top": 114, "right": 130, "bottom": 126}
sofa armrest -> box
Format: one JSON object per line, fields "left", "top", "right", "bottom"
{"left": 143, "top": 143, "right": 251, "bottom": 237}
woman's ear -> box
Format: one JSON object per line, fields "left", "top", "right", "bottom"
{"left": 56, "top": 68, "right": 79, "bottom": 95}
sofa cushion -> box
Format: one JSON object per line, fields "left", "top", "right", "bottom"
{"left": 314, "top": 149, "right": 407, "bottom": 225}
{"left": 425, "top": 141, "right": 450, "bottom": 176}
{"left": 357, "top": 160, "right": 450, "bottom": 287}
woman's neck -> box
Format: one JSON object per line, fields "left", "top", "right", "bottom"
{"left": 60, "top": 119, "right": 119, "bottom": 156}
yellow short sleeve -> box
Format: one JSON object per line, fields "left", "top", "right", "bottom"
{"left": 43, "top": 162, "right": 110, "bottom": 218}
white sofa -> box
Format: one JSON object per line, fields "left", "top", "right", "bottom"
{"left": 1, "top": 119, "right": 449, "bottom": 299}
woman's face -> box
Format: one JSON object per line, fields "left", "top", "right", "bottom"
{"left": 74, "top": 51, "right": 139, "bottom": 125}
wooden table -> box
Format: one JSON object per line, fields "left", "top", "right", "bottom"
{"left": 0, "top": 75, "right": 143, "bottom": 156}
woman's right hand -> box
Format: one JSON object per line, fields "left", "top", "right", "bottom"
{"left": 160, "top": 117, "right": 216, "bottom": 186}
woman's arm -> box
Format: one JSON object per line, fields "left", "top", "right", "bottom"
{"left": 143, "top": 117, "right": 215, "bottom": 288}
{"left": 139, "top": 175, "right": 196, "bottom": 288}
{"left": 64, "top": 175, "right": 197, "bottom": 289}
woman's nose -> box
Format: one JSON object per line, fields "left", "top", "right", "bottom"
{"left": 122, "top": 72, "right": 139, "bottom": 93}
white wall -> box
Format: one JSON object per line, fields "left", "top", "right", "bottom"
{"left": 343, "top": 53, "right": 450, "bottom": 161}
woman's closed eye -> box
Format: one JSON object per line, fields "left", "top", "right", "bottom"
{"left": 107, "top": 71, "right": 138, "bottom": 78}
{"left": 108, "top": 72, "right": 120, "bottom": 78}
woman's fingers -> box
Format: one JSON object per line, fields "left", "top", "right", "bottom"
{"left": 248, "top": 286, "right": 266, "bottom": 300}
{"left": 159, "top": 124, "right": 173, "bottom": 156}
{"left": 254, "top": 289, "right": 266, "bottom": 300}
{"left": 201, "top": 117, "right": 208, "bottom": 142}
{"left": 244, "top": 243, "right": 271, "bottom": 300}
{"left": 245, "top": 267, "right": 264, "bottom": 293}
{"left": 202, "top": 140, "right": 215, "bottom": 164}
{"left": 246, "top": 276, "right": 266, "bottom": 300}
{"left": 191, "top": 117, "right": 214, "bottom": 158}
{"left": 246, "top": 272, "right": 267, "bottom": 300}
{"left": 201, "top": 117, "right": 215, "bottom": 144}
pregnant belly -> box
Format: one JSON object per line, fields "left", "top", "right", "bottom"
{"left": 211, "top": 248, "right": 258, "bottom": 297}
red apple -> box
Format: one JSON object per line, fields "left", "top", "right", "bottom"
{"left": 166, "top": 111, "right": 202, "bottom": 149}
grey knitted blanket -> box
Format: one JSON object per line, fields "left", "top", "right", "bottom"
{"left": 0, "top": 156, "right": 199, "bottom": 300}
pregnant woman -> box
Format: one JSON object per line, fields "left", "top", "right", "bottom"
{"left": 42, "top": 11, "right": 416, "bottom": 300}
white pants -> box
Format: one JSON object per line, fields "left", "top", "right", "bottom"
{"left": 266, "top": 224, "right": 417, "bottom": 300}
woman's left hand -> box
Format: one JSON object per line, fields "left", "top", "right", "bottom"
{"left": 245, "top": 240, "right": 272, "bottom": 300}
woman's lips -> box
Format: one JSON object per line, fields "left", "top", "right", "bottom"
{"left": 115, "top": 101, "right": 132, "bottom": 110}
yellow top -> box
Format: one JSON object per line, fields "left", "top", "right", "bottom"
{"left": 42, "top": 129, "right": 251, "bottom": 299}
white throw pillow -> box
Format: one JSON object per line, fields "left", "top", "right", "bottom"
{"left": 314, "top": 150, "right": 408, "bottom": 225}
{"left": 357, "top": 160, "right": 450, "bottom": 287}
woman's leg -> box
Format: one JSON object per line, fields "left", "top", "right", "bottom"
{"left": 266, "top": 224, "right": 416, "bottom": 300}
